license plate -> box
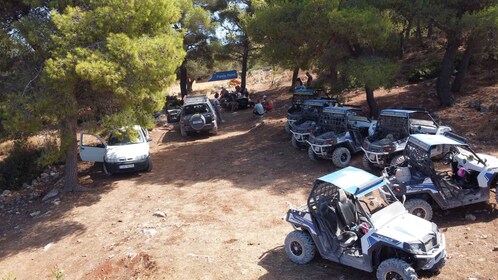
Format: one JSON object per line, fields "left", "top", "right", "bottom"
{"left": 119, "top": 164, "right": 134, "bottom": 169}
{"left": 193, "top": 120, "right": 203, "bottom": 124}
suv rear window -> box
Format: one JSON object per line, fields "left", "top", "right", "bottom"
{"left": 184, "top": 104, "right": 209, "bottom": 115}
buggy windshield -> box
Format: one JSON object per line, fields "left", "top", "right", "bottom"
{"left": 373, "top": 115, "right": 409, "bottom": 141}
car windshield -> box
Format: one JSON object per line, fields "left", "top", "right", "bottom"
{"left": 108, "top": 129, "right": 144, "bottom": 146}
{"left": 184, "top": 104, "right": 209, "bottom": 115}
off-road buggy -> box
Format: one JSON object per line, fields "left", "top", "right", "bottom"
{"left": 284, "top": 166, "right": 446, "bottom": 280}
{"left": 289, "top": 99, "right": 338, "bottom": 148}
{"left": 285, "top": 88, "right": 324, "bottom": 133}
{"left": 383, "top": 133, "right": 498, "bottom": 221}
{"left": 307, "top": 106, "right": 373, "bottom": 168}
{"left": 179, "top": 96, "right": 218, "bottom": 136}
{"left": 362, "top": 109, "right": 451, "bottom": 171}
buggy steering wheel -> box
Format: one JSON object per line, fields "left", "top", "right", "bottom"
{"left": 441, "top": 151, "right": 454, "bottom": 165}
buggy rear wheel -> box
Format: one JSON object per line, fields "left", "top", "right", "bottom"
{"left": 362, "top": 154, "right": 377, "bottom": 172}
{"left": 332, "top": 147, "right": 351, "bottom": 168}
{"left": 376, "top": 258, "right": 418, "bottom": 280}
{"left": 180, "top": 125, "right": 187, "bottom": 137}
{"left": 284, "top": 230, "right": 316, "bottom": 265}
{"left": 404, "top": 198, "right": 433, "bottom": 221}
{"left": 291, "top": 137, "right": 303, "bottom": 149}
{"left": 308, "top": 146, "right": 319, "bottom": 161}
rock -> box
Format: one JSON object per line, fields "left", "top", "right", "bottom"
{"left": 42, "top": 189, "right": 59, "bottom": 202}
{"left": 40, "top": 173, "right": 49, "bottom": 179}
{"left": 50, "top": 172, "right": 60, "bottom": 178}
{"left": 51, "top": 199, "right": 61, "bottom": 206}
{"left": 465, "top": 214, "right": 476, "bottom": 221}
{"left": 469, "top": 101, "right": 480, "bottom": 109}
{"left": 493, "top": 246, "right": 498, "bottom": 252}
{"left": 142, "top": 229, "right": 158, "bottom": 236}
{"left": 479, "top": 234, "right": 488, "bottom": 239}
{"left": 153, "top": 211, "right": 167, "bottom": 218}
{"left": 44, "top": 242, "right": 54, "bottom": 251}
{"left": 128, "top": 252, "right": 138, "bottom": 259}
{"left": 22, "top": 183, "right": 31, "bottom": 189}
{"left": 30, "top": 211, "right": 40, "bottom": 217}
{"left": 2, "top": 190, "right": 12, "bottom": 197}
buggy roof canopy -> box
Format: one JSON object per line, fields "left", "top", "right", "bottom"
{"left": 409, "top": 134, "right": 468, "bottom": 151}
{"left": 294, "top": 88, "right": 318, "bottom": 95}
{"left": 317, "top": 167, "right": 388, "bottom": 197}
{"left": 303, "top": 99, "right": 334, "bottom": 107}
{"left": 323, "top": 106, "right": 361, "bottom": 114}
{"left": 380, "top": 109, "right": 418, "bottom": 118}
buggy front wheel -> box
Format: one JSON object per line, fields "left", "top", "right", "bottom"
{"left": 291, "top": 137, "right": 303, "bottom": 149}
{"left": 284, "top": 230, "right": 316, "bottom": 265}
{"left": 404, "top": 198, "right": 433, "bottom": 221}
{"left": 376, "top": 258, "right": 418, "bottom": 280}
{"left": 285, "top": 122, "right": 291, "bottom": 133}
{"left": 308, "top": 146, "right": 319, "bottom": 161}
{"left": 362, "top": 154, "right": 377, "bottom": 172}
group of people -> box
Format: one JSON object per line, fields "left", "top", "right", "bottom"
{"left": 295, "top": 71, "right": 313, "bottom": 88}
{"left": 253, "top": 95, "right": 273, "bottom": 118}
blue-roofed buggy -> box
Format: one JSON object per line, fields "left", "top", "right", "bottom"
{"left": 362, "top": 109, "right": 451, "bottom": 171}
{"left": 289, "top": 99, "right": 339, "bottom": 149}
{"left": 285, "top": 88, "right": 336, "bottom": 133}
{"left": 383, "top": 133, "right": 498, "bottom": 221}
{"left": 306, "top": 106, "right": 373, "bottom": 168}
{"left": 284, "top": 167, "right": 446, "bottom": 279}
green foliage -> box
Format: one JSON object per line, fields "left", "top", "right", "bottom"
{"left": 52, "top": 266, "right": 64, "bottom": 280}
{"left": 341, "top": 56, "right": 399, "bottom": 90}
{"left": 1, "top": 272, "right": 16, "bottom": 280}
{"left": 0, "top": 141, "right": 45, "bottom": 191}
{"left": 407, "top": 60, "right": 442, "bottom": 83}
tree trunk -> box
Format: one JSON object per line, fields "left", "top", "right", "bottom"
{"left": 187, "top": 78, "right": 194, "bottom": 94}
{"left": 240, "top": 36, "right": 249, "bottom": 91}
{"left": 290, "top": 67, "right": 299, "bottom": 92}
{"left": 436, "top": 33, "right": 460, "bottom": 106}
{"left": 62, "top": 116, "right": 79, "bottom": 192}
{"left": 427, "top": 19, "right": 434, "bottom": 38}
{"left": 365, "top": 86, "right": 378, "bottom": 118}
{"left": 451, "top": 36, "right": 475, "bottom": 93}
{"left": 415, "top": 19, "right": 423, "bottom": 47}
{"left": 179, "top": 61, "right": 188, "bottom": 98}
{"left": 398, "top": 31, "right": 405, "bottom": 59}
{"left": 404, "top": 17, "right": 413, "bottom": 40}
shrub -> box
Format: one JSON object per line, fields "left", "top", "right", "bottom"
{"left": 407, "top": 60, "right": 442, "bottom": 83}
{"left": 0, "top": 140, "right": 45, "bottom": 191}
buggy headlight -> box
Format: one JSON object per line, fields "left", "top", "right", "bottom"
{"left": 405, "top": 242, "right": 423, "bottom": 254}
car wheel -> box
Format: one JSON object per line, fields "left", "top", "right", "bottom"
{"left": 404, "top": 198, "right": 433, "bottom": 221}
{"left": 308, "top": 146, "right": 319, "bottom": 161}
{"left": 211, "top": 121, "right": 218, "bottom": 135}
{"left": 103, "top": 162, "right": 112, "bottom": 176}
{"left": 284, "top": 230, "right": 316, "bottom": 265}
{"left": 332, "top": 147, "right": 351, "bottom": 168}
{"left": 190, "top": 114, "right": 206, "bottom": 130}
{"left": 146, "top": 157, "right": 153, "bottom": 172}
{"left": 180, "top": 125, "right": 187, "bottom": 137}
{"left": 376, "top": 258, "right": 417, "bottom": 280}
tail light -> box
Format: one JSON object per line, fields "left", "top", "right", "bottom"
{"left": 363, "top": 142, "right": 368, "bottom": 148}
{"left": 384, "top": 146, "right": 393, "bottom": 152}
{"left": 327, "top": 140, "right": 334, "bottom": 144}
{"left": 307, "top": 128, "right": 313, "bottom": 133}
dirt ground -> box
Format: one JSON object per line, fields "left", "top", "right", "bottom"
{"left": 0, "top": 74, "right": 497, "bottom": 280}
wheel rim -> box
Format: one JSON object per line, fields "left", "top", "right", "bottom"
{"left": 340, "top": 153, "right": 348, "bottom": 163}
{"left": 412, "top": 208, "right": 426, "bottom": 218}
{"left": 385, "top": 271, "right": 404, "bottom": 280}
{"left": 290, "top": 241, "right": 303, "bottom": 256}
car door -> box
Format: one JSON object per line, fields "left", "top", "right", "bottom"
{"left": 79, "top": 133, "right": 106, "bottom": 162}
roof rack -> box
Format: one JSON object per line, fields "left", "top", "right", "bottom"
{"left": 184, "top": 95, "right": 209, "bottom": 105}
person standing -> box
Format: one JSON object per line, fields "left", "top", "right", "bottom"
{"left": 306, "top": 72, "right": 313, "bottom": 87}
{"left": 213, "top": 93, "right": 225, "bottom": 123}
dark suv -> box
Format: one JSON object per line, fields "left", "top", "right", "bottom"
{"left": 179, "top": 96, "right": 218, "bottom": 136}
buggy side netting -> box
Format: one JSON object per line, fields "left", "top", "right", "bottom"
{"left": 301, "top": 105, "right": 323, "bottom": 121}
{"left": 371, "top": 116, "right": 409, "bottom": 141}
{"left": 318, "top": 113, "right": 347, "bottom": 134}
{"left": 405, "top": 142, "right": 435, "bottom": 177}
